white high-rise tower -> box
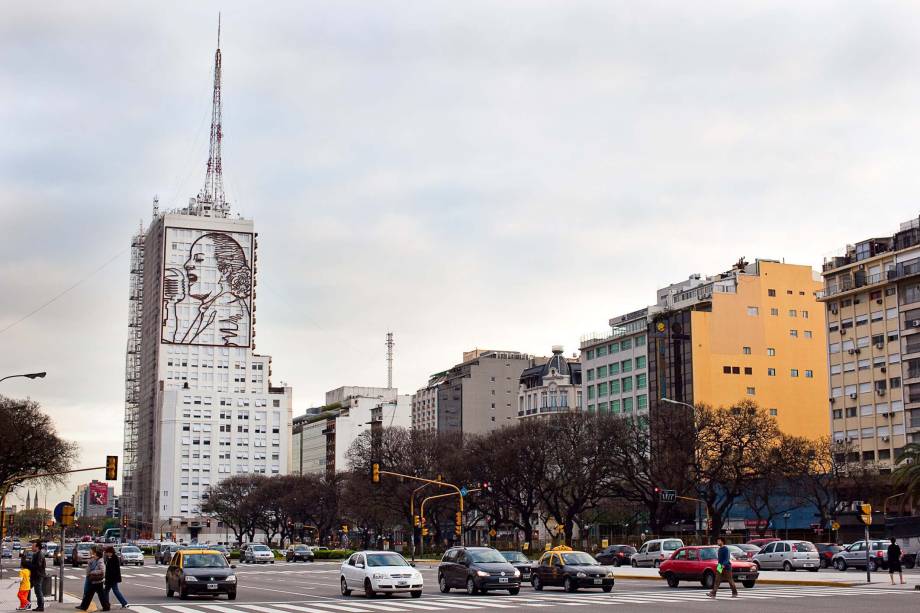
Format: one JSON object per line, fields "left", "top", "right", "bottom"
{"left": 122, "top": 20, "right": 293, "bottom": 541}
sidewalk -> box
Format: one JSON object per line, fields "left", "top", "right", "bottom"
{"left": 611, "top": 565, "right": 920, "bottom": 588}
{"left": 0, "top": 578, "right": 80, "bottom": 612}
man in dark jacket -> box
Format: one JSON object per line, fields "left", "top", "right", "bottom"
{"left": 708, "top": 537, "right": 738, "bottom": 599}
{"left": 29, "top": 541, "right": 46, "bottom": 611}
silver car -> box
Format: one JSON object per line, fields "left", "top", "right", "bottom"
{"left": 118, "top": 545, "right": 145, "bottom": 566}
{"left": 243, "top": 543, "right": 275, "bottom": 564}
{"left": 832, "top": 540, "right": 889, "bottom": 571}
{"left": 752, "top": 540, "right": 819, "bottom": 572}
{"left": 630, "top": 539, "right": 684, "bottom": 568}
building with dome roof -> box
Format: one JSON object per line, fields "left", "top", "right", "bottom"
{"left": 517, "top": 346, "right": 582, "bottom": 419}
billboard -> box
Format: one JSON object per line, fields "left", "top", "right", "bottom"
{"left": 89, "top": 482, "right": 108, "bottom": 507}
{"left": 161, "top": 227, "right": 254, "bottom": 347}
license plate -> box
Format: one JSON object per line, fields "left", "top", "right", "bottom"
{"left": 207, "top": 583, "right": 218, "bottom": 590}
{"left": 499, "top": 577, "right": 509, "bottom": 583}
{"left": 594, "top": 579, "right": 602, "bottom": 584}
{"left": 736, "top": 575, "right": 746, "bottom": 580}
{"left": 398, "top": 581, "right": 408, "bottom": 586}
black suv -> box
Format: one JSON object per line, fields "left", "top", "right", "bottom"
{"left": 595, "top": 544, "right": 637, "bottom": 567}
{"left": 438, "top": 546, "right": 521, "bottom": 595}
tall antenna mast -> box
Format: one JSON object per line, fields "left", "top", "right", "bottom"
{"left": 200, "top": 13, "right": 226, "bottom": 214}
{"left": 386, "top": 332, "right": 394, "bottom": 389}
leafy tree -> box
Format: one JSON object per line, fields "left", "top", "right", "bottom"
{"left": 201, "top": 474, "right": 264, "bottom": 546}
{"left": 893, "top": 443, "right": 920, "bottom": 513}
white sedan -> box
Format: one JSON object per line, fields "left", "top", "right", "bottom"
{"left": 341, "top": 551, "right": 423, "bottom": 598}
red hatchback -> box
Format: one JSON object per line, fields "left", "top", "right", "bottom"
{"left": 659, "top": 546, "right": 759, "bottom": 590}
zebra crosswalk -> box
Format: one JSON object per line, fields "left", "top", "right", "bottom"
{"left": 118, "top": 585, "right": 915, "bottom": 613}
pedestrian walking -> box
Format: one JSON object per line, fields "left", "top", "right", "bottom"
{"left": 76, "top": 546, "right": 110, "bottom": 611}
{"left": 707, "top": 537, "right": 738, "bottom": 599}
{"left": 103, "top": 546, "right": 128, "bottom": 608}
{"left": 887, "top": 537, "right": 905, "bottom": 585}
{"left": 11, "top": 566, "right": 30, "bottom": 611}
{"left": 29, "top": 541, "right": 45, "bottom": 611}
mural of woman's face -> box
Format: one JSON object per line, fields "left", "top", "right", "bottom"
{"left": 184, "top": 235, "right": 217, "bottom": 299}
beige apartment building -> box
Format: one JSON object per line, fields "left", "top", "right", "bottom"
{"left": 819, "top": 216, "right": 920, "bottom": 468}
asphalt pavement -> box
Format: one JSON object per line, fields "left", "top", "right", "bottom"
{"left": 2, "top": 558, "right": 917, "bottom": 613}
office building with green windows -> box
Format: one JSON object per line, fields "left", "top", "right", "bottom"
{"left": 580, "top": 308, "right": 650, "bottom": 416}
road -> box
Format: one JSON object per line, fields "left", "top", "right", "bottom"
{"left": 4, "top": 558, "right": 916, "bottom": 612}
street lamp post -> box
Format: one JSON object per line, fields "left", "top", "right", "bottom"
{"left": 0, "top": 372, "right": 46, "bottom": 384}
{"left": 661, "top": 397, "right": 694, "bottom": 410}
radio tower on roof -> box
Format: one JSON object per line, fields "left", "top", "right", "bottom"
{"left": 193, "top": 14, "right": 228, "bottom": 217}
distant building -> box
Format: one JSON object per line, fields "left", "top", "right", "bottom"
{"left": 293, "top": 386, "right": 412, "bottom": 476}
{"left": 73, "top": 481, "right": 115, "bottom": 518}
{"left": 411, "top": 372, "right": 447, "bottom": 432}
{"left": 820, "top": 215, "right": 918, "bottom": 466}
{"left": 518, "top": 346, "right": 582, "bottom": 419}
{"left": 581, "top": 309, "right": 650, "bottom": 416}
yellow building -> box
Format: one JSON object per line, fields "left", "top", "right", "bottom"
{"left": 648, "top": 259, "right": 829, "bottom": 440}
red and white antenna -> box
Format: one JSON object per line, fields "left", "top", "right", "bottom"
{"left": 200, "top": 13, "right": 226, "bottom": 214}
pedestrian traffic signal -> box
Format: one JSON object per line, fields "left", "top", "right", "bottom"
{"left": 105, "top": 455, "right": 118, "bottom": 481}
{"left": 372, "top": 462, "right": 380, "bottom": 483}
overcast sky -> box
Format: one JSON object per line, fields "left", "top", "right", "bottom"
{"left": 2, "top": 0, "right": 919, "bottom": 507}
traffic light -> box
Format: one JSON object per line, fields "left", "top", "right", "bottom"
{"left": 481, "top": 481, "right": 492, "bottom": 492}
{"left": 421, "top": 528, "right": 429, "bottom": 536}
{"left": 342, "top": 525, "right": 349, "bottom": 534}
{"left": 455, "top": 511, "right": 462, "bottom": 527}
{"left": 413, "top": 515, "right": 420, "bottom": 528}
{"left": 206, "top": 519, "right": 211, "bottom": 528}
{"left": 706, "top": 518, "right": 713, "bottom": 531}
{"left": 455, "top": 525, "right": 462, "bottom": 536}
{"left": 105, "top": 455, "right": 118, "bottom": 481}
{"left": 372, "top": 462, "right": 380, "bottom": 484}
{"left": 859, "top": 503, "right": 873, "bottom": 525}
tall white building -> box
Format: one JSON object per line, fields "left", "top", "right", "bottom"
{"left": 122, "top": 31, "right": 293, "bottom": 540}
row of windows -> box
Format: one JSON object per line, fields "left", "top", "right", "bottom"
{"left": 829, "top": 309, "right": 898, "bottom": 330}
{"left": 767, "top": 288, "right": 808, "bottom": 297}
{"left": 584, "top": 335, "right": 647, "bottom": 361}
{"left": 182, "top": 396, "right": 280, "bottom": 408}
{"left": 833, "top": 423, "right": 906, "bottom": 440}
{"left": 831, "top": 378, "right": 899, "bottom": 397}
{"left": 826, "top": 287, "right": 897, "bottom": 313}
{"left": 586, "top": 374, "right": 648, "bottom": 399}
{"left": 586, "top": 394, "right": 648, "bottom": 415}
{"left": 829, "top": 335, "right": 899, "bottom": 354}
{"left": 832, "top": 400, "right": 905, "bottom": 420}
{"left": 722, "top": 365, "right": 814, "bottom": 378}
{"left": 586, "top": 356, "right": 647, "bottom": 381}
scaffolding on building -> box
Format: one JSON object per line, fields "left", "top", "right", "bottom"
{"left": 122, "top": 221, "right": 146, "bottom": 538}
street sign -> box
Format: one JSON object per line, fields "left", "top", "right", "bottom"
{"left": 460, "top": 486, "right": 468, "bottom": 497}
{"left": 659, "top": 489, "right": 677, "bottom": 503}
{"left": 489, "top": 529, "right": 497, "bottom": 538}
{"left": 53, "top": 502, "right": 75, "bottom": 527}
{"left": 832, "top": 521, "right": 840, "bottom": 531}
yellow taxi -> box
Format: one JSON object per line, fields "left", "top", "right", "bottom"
{"left": 165, "top": 548, "right": 238, "bottom": 600}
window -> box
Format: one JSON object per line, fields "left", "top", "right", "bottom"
{"left": 789, "top": 309, "right": 797, "bottom": 317}
{"left": 622, "top": 377, "right": 633, "bottom": 392}
{"left": 723, "top": 366, "right": 732, "bottom": 374}
{"left": 805, "top": 370, "right": 814, "bottom": 378}
{"left": 790, "top": 369, "right": 799, "bottom": 377}
{"left": 597, "top": 382, "right": 608, "bottom": 397}
{"left": 768, "top": 368, "right": 776, "bottom": 376}
{"left": 636, "top": 373, "right": 647, "bottom": 389}
{"left": 744, "top": 367, "right": 753, "bottom": 375}
{"left": 622, "top": 397, "right": 634, "bottom": 413}
{"left": 804, "top": 330, "right": 813, "bottom": 339}
{"left": 586, "top": 350, "right": 594, "bottom": 361}
{"left": 770, "top": 308, "right": 779, "bottom": 316}
{"left": 802, "top": 310, "right": 809, "bottom": 319}
{"left": 597, "top": 345, "right": 608, "bottom": 358}
{"left": 746, "top": 387, "right": 755, "bottom": 395}
{"left": 790, "top": 329, "right": 798, "bottom": 338}
{"left": 621, "top": 339, "right": 632, "bottom": 350}
{"left": 636, "top": 356, "right": 647, "bottom": 369}
{"left": 846, "top": 407, "right": 857, "bottom": 417}
{"left": 586, "top": 369, "right": 595, "bottom": 382}
{"left": 621, "top": 359, "right": 633, "bottom": 373}
{"left": 769, "top": 408, "right": 778, "bottom": 416}
{"left": 747, "top": 306, "right": 759, "bottom": 316}
{"left": 768, "top": 289, "right": 777, "bottom": 297}
{"left": 767, "top": 347, "right": 776, "bottom": 356}
{"left": 832, "top": 409, "right": 842, "bottom": 420}
{"left": 743, "top": 346, "right": 752, "bottom": 355}
{"left": 608, "top": 343, "right": 619, "bottom": 354}
{"left": 732, "top": 366, "right": 740, "bottom": 374}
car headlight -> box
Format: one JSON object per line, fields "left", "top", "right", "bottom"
{"left": 513, "top": 569, "right": 520, "bottom": 577}
{"left": 577, "top": 572, "right": 587, "bottom": 578}
{"left": 476, "top": 570, "right": 489, "bottom": 577}
{"left": 372, "top": 572, "right": 387, "bottom": 579}
{"left": 184, "top": 576, "right": 198, "bottom": 582}
{"left": 225, "top": 575, "right": 236, "bottom": 583}
{"left": 607, "top": 572, "right": 615, "bottom": 578}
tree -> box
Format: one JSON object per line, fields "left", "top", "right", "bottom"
{"left": 740, "top": 435, "right": 804, "bottom": 538}
{"left": 893, "top": 443, "right": 920, "bottom": 513}
{"left": 201, "top": 475, "right": 264, "bottom": 546}
{"left": 0, "top": 396, "right": 79, "bottom": 497}
{"left": 690, "top": 400, "right": 781, "bottom": 540}
{"left": 251, "top": 475, "right": 299, "bottom": 546}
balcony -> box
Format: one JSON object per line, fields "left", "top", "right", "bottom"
{"left": 822, "top": 270, "right": 888, "bottom": 298}
{"left": 888, "top": 257, "right": 920, "bottom": 282}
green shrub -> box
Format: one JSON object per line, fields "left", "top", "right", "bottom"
{"left": 312, "top": 549, "right": 354, "bottom": 560}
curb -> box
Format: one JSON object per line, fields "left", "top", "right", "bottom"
{"left": 611, "top": 573, "right": 861, "bottom": 588}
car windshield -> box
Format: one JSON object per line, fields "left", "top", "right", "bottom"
{"left": 737, "top": 544, "right": 759, "bottom": 551}
{"left": 727, "top": 546, "right": 747, "bottom": 559}
{"left": 501, "top": 552, "right": 528, "bottom": 563}
{"left": 213, "top": 546, "right": 228, "bottom": 553}
{"left": 77, "top": 544, "right": 92, "bottom": 551}
{"left": 561, "top": 552, "right": 598, "bottom": 565}
{"left": 871, "top": 542, "right": 888, "bottom": 550}
{"left": 663, "top": 540, "right": 683, "bottom": 551}
{"left": 184, "top": 554, "right": 228, "bottom": 569}
{"left": 699, "top": 548, "right": 718, "bottom": 560}
{"left": 792, "top": 542, "right": 816, "bottom": 552}
{"left": 121, "top": 547, "right": 140, "bottom": 553}
{"left": 294, "top": 546, "right": 309, "bottom": 552}
{"left": 468, "top": 549, "right": 507, "bottom": 563}
{"left": 820, "top": 545, "right": 842, "bottom": 552}
{"left": 252, "top": 545, "right": 270, "bottom": 551}
{"left": 366, "top": 553, "right": 409, "bottom": 567}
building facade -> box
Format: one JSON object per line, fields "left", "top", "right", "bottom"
{"left": 294, "top": 387, "right": 412, "bottom": 476}
{"left": 73, "top": 481, "right": 117, "bottom": 518}
{"left": 518, "top": 346, "right": 582, "bottom": 419}
{"left": 411, "top": 372, "right": 446, "bottom": 432}
{"left": 581, "top": 310, "right": 650, "bottom": 416}
{"left": 121, "top": 36, "right": 293, "bottom": 540}
{"left": 581, "top": 259, "right": 829, "bottom": 440}
{"left": 820, "top": 216, "right": 918, "bottom": 467}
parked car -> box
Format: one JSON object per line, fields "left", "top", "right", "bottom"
{"left": 43, "top": 543, "right": 58, "bottom": 559}
{"left": 285, "top": 545, "right": 314, "bottom": 563}
{"left": 438, "top": 546, "right": 522, "bottom": 595}
{"left": 815, "top": 543, "right": 843, "bottom": 569}
{"left": 752, "top": 540, "right": 819, "bottom": 572}
{"left": 531, "top": 546, "right": 614, "bottom": 593}
{"left": 54, "top": 544, "right": 75, "bottom": 566}
{"left": 734, "top": 543, "right": 762, "bottom": 560}
{"left": 832, "top": 540, "right": 890, "bottom": 571}
{"left": 165, "top": 548, "right": 237, "bottom": 600}
{"left": 1, "top": 546, "right": 11, "bottom": 559}
{"left": 499, "top": 551, "right": 533, "bottom": 582}
{"left": 746, "top": 538, "right": 779, "bottom": 548}
{"left": 630, "top": 539, "right": 684, "bottom": 568}
{"left": 659, "top": 545, "right": 759, "bottom": 589}
{"left": 156, "top": 543, "right": 180, "bottom": 565}
{"left": 210, "top": 545, "right": 231, "bottom": 563}
{"left": 119, "top": 545, "right": 145, "bottom": 566}
{"left": 595, "top": 545, "right": 637, "bottom": 567}
{"left": 242, "top": 543, "right": 275, "bottom": 564}
{"left": 340, "top": 551, "right": 423, "bottom": 598}
{"left": 73, "top": 542, "right": 95, "bottom": 567}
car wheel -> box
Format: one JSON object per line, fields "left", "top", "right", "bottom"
{"left": 835, "top": 558, "right": 847, "bottom": 571}
{"left": 508, "top": 588, "right": 520, "bottom": 596}
{"left": 271, "top": 560, "right": 275, "bottom": 564}
{"left": 602, "top": 585, "right": 613, "bottom": 593}
{"left": 411, "top": 590, "right": 422, "bottom": 598}
{"left": 228, "top": 590, "right": 237, "bottom": 601}
{"left": 439, "top": 574, "right": 450, "bottom": 593}
{"left": 905, "top": 557, "right": 916, "bottom": 570}
{"left": 532, "top": 575, "right": 543, "bottom": 591}
{"left": 364, "top": 578, "right": 376, "bottom": 598}
{"left": 466, "top": 578, "right": 478, "bottom": 595}
{"left": 341, "top": 577, "right": 352, "bottom": 596}
{"left": 179, "top": 588, "right": 188, "bottom": 600}
{"left": 613, "top": 558, "right": 621, "bottom": 567}
{"left": 631, "top": 559, "right": 638, "bottom": 568}
{"left": 742, "top": 580, "right": 755, "bottom": 589}
{"left": 564, "top": 577, "right": 577, "bottom": 593}
{"left": 868, "top": 560, "right": 878, "bottom": 572}
{"left": 665, "top": 573, "right": 679, "bottom": 588}
{"left": 819, "top": 559, "right": 828, "bottom": 569}
{"left": 702, "top": 570, "right": 715, "bottom": 590}
{"left": 783, "top": 561, "right": 793, "bottom": 572}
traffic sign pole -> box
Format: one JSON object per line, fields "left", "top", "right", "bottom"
{"left": 59, "top": 524, "right": 65, "bottom": 602}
